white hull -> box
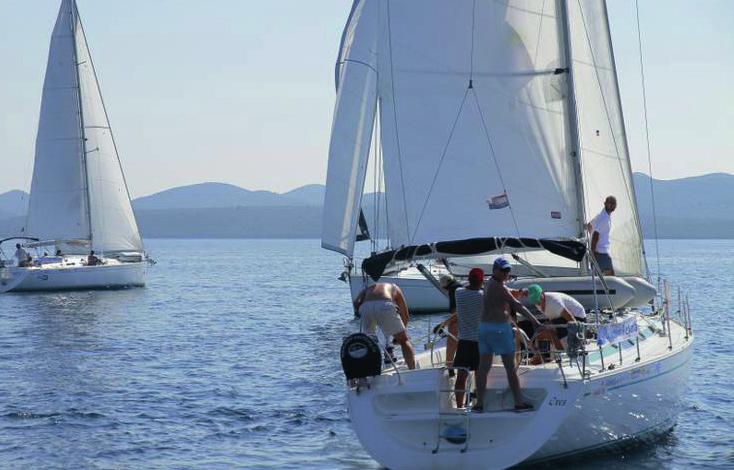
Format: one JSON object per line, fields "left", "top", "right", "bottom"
{"left": 2, "top": 261, "right": 145, "bottom": 292}
{"left": 346, "top": 316, "right": 692, "bottom": 469}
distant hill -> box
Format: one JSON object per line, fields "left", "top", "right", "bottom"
{"left": 132, "top": 182, "right": 325, "bottom": 210}
{"left": 2, "top": 174, "right": 734, "bottom": 239}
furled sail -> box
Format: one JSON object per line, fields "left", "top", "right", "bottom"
{"left": 321, "top": 0, "right": 379, "bottom": 255}
{"left": 568, "top": 1, "right": 644, "bottom": 276}
{"left": 25, "top": 0, "right": 143, "bottom": 254}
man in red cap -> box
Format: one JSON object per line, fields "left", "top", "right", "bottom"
{"left": 451, "top": 267, "right": 485, "bottom": 408}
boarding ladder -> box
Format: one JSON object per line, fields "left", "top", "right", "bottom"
{"left": 433, "top": 367, "right": 472, "bottom": 454}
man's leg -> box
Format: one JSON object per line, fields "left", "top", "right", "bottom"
{"left": 454, "top": 369, "right": 469, "bottom": 408}
{"left": 473, "top": 354, "right": 493, "bottom": 410}
{"left": 394, "top": 331, "right": 416, "bottom": 370}
{"left": 446, "top": 321, "right": 458, "bottom": 367}
{"left": 500, "top": 354, "right": 526, "bottom": 408}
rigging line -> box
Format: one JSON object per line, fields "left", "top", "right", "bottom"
{"left": 469, "top": 0, "right": 476, "bottom": 81}
{"left": 635, "top": 0, "right": 661, "bottom": 281}
{"left": 410, "top": 87, "right": 472, "bottom": 242}
{"left": 385, "top": 0, "right": 411, "bottom": 241}
{"left": 575, "top": 1, "right": 641, "bottom": 251}
{"left": 472, "top": 89, "right": 522, "bottom": 238}
{"left": 532, "top": 0, "right": 548, "bottom": 66}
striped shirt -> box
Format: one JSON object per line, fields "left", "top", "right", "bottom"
{"left": 455, "top": 287, "right": 483, "bottom": 341}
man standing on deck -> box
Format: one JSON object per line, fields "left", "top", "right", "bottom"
{"left": 433, "top": 274, "right": 464, "bottom": 372}
{"left": 473, "top": 258, "right": 543, "bottom": 412}
{"left": 354, "top": 283, "right": 416, "bottom": 370}
{"left": 587, "top": 195, "right": 617, "bottom": 276}
{"left": 14, "top": 243, "right": 30, "bottom": 267}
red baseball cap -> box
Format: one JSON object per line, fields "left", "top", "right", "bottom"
{"left": 468, "top": 268, "right": 484, "bottom": 287}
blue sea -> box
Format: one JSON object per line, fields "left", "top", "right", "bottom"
{"left": 0, "top": 239, "right": 731, "bottom": 469}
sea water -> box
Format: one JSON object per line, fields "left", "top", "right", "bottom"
{"left": 0, "top": 239, "right": 731, "bottom": 469}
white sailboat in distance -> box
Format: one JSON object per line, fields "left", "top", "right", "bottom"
{"left": 324, "top": 1, "right": 693, "bottom": 468}
{"left": 0, "top": 0, "right": 148, "bottom": 293}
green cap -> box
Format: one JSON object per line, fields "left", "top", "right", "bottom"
{"left": 527, "top": 284, "right": 543, "bottom": 305}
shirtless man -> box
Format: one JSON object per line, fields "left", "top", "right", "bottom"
{"left": 473, "top": 258, "right": 543, "bottom": 412}
{"left": 354, "top": 283, "right": 416, "bottom": 370}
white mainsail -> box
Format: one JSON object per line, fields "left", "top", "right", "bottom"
{"left": 25, "top": 0, "right": 143, "bottom": 254}
{"left": 323, "top": 0, "right": 645, "bottom": 278}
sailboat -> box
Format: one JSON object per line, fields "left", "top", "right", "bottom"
{"left": 0, "top": 0, "right": 147, "bottom": 293}
{"left": 322, "top": 1, "right": 693, "bottom": 468}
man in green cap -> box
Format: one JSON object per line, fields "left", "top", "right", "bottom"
{"left": 526, "top": 284, "right": 586, "bottom": 349}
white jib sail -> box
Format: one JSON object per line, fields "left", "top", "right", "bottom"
{"left": 568, "top": 0, "right": 644, "bottom": 276}
{"left": 26, "top": 0, "right": 143, "bottom": 254}
{"left": 376, "top": 0, "right": 581, "bottom": 247}
{"left": 73, "top": 6, "right": 143, "bottom": 254}
{"left": 321, "top": 0, "right": 379, "bottom": 256}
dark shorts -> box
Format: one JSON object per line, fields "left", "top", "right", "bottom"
{"left": 594, "top": 252, "right": 614, "bottom": 272}
{"left": 452, "top": 340, "right": 480, "bottom": 371}
{"left": 551, "top": 317, "right": 586, "bottom": 339}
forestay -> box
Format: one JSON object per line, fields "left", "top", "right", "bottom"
{"left": 25, "top": 0, "right": 143, "bottom": 254}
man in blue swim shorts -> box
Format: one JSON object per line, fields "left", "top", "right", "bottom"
{"left": 473, "top": 258, "right": 543, "bottom": 412}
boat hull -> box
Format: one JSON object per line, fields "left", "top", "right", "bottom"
{"left": 346, "top": 319, "right": 692, "bottom": 469}
{"left": 4, "top": 262, "right": 146, "bottom": 292}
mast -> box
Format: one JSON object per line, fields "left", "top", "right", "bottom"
{"left": 557, "top": 0, "right": 587, "bottom": 239}
{"left": 70, "top": 0, "right": 93, "bottom": 245}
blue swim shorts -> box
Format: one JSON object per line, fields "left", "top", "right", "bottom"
{"left": 479, "top": 322, "right": 515, "bottom": 356}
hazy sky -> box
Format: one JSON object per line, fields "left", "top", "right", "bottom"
{"left": 0, "top": 1, "right": 732, "bottom": 197}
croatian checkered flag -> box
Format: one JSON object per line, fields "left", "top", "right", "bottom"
{"left": 486, "top": 192, "right": 509, "bottom": 210}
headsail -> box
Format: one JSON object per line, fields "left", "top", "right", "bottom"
{"left": 568, "top": 1, "right": 644, "bottom": 276}
{"left": 25, "top": 0, "right": 143, "bottom": 254}
{"left": 321, "top": 0, "right": 379, "bottom": 256}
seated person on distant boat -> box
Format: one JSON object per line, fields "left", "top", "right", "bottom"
{"left": 452, "top": 268, "right": 484, "bottom": 408}
{"left": 354, "top": 283, "right": 416, "bottom": 370}
{"left": 526, "top": 284, "right": 586, "bottom": 357}
{"left": 55, "top": 249, "right": 63, "bottom": 257}
{"left": 473, "top": 259, "right": 543, "bottom": 413}
{"left": 14, "top": 243, "right": 31, "bottom": 267}
{"left": 86, "top": 250, "right": 102, "bottom": 266}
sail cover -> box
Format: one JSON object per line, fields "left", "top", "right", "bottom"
{"left": 378, "top": 0, "right": 580, "bottom": 248}
{"left": 26, "top": 0, "right": 143, "bottom": 254}
{"left": 26, "top": 0, "right": 89, "bottom": 243}
{"left": 321, "top": 0, "right": 379, "bottom": 255}
{"left": 568, "top": 1, "right": 644, "bottom": 276}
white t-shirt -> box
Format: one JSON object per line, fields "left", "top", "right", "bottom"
{"left": 590, "top": 209, "right": 612, "bottom": 254}
{"left": 14, "top": 248, "right": 29, "bottom": 263}
{"left": 541, "top": 292, "right": 586, "bottom": 320}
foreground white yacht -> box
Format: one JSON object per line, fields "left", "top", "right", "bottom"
{"left": 322, "top": 0, "right": 692, "bottom": 467}
{"left": 0, "top": 0, "right": 146, "bottom": 293}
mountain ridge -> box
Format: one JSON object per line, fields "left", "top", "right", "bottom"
{"left": 1, "top": 172, "right": 733, "bottom": 239}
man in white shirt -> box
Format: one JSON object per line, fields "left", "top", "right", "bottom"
{"left": 14, "top": 243, "right": 30, "bottom": 267}
{"left": 527, "top": 284, "right": 586, "bottom": 351}
{"left": 587, "top": 195, "right": 616, "bottom": 275}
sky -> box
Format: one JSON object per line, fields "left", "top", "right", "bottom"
{"left": 0, "top": 0, "right": 732, "bottom": 198}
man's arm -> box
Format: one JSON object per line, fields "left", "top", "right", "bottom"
{"left": 353, "top": 288, "right": 367, "bottom": 314}
{"left": 502, "top": 287, "right": 543, "bottom": 328}
{"left": 590, "top": 231, "right": 599, "bottom": 253}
